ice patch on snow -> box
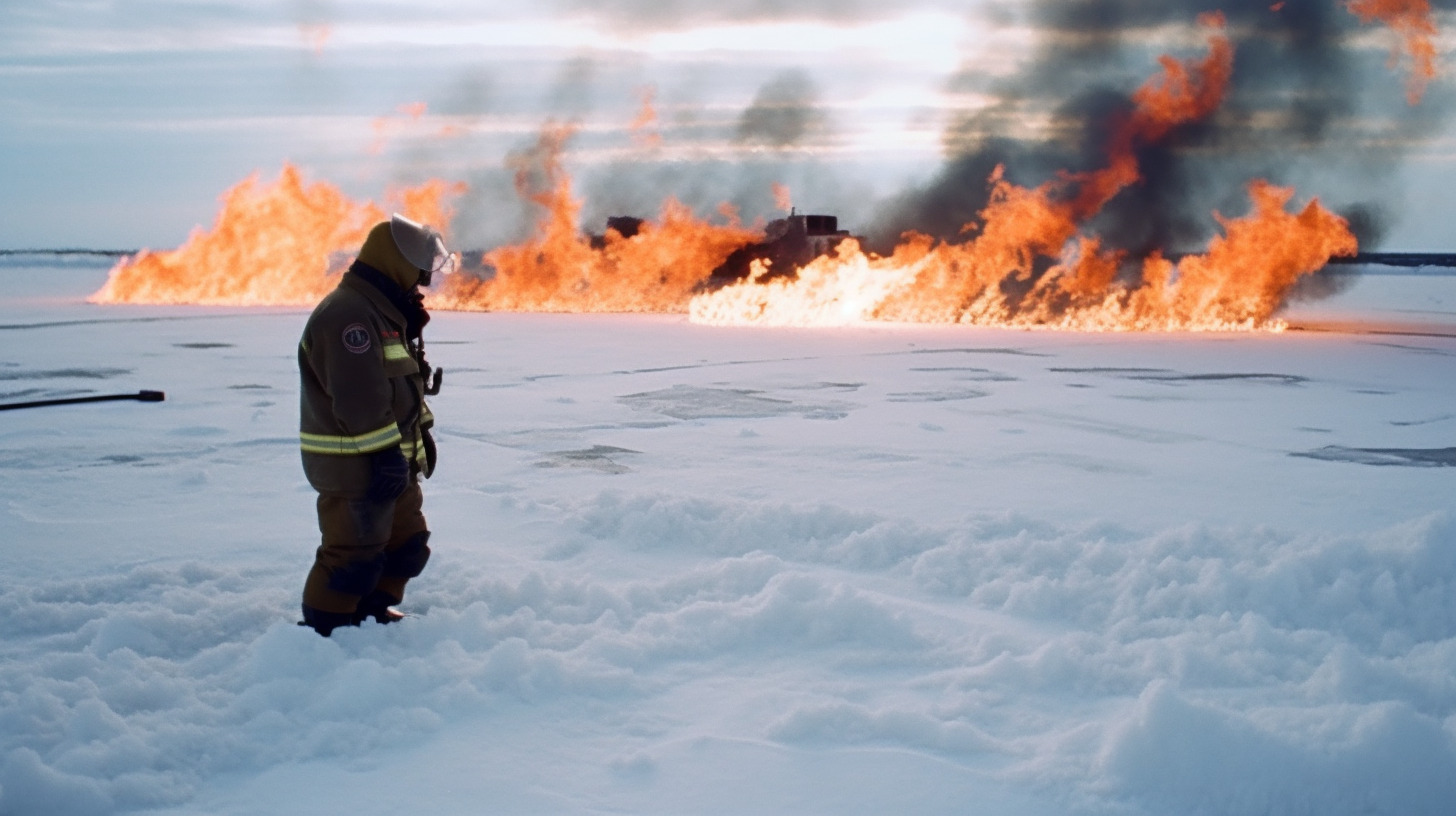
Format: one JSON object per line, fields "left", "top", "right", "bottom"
{"left": 619, "top": 385, "right": 851, "bottom": 420}
{"left": 1293, "top": 446, "right": 1456, "bottom": 467}
{"left": 536, "top": 445, "right": 640, "bottom": 474}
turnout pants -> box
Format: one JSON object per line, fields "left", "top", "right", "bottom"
{"left": 302, "top": 480, "right": 430, "bottom": 616}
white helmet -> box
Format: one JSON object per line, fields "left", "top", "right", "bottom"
{"left": 390, "top": 213, "right": 457, "bottom": 286}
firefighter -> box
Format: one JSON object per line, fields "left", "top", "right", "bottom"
{"left": 297, "top": 214, "right": 454, "bottom": 636}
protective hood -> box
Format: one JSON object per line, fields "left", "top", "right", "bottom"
{"left": 356, "top": 221, "right": 422, "bottom": 290}
{"left": 389, "top": 214, "right": 456, "bottom": 287}
{"left": 355, "top": 215, "right": 456, "bottom": 290}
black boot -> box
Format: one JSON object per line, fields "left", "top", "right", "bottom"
{"left": 300, "top": 604, "right": 359, "bottom": 637}
{"left": 354, "top": 589, "right": 406, "bottom": 625}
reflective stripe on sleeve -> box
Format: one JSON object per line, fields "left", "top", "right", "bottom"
{"left": 300, "top": 422, "right": 403, "bottom": 455}
{"left": 383, "top": 340, "right": 410, "bottom": 362}
{"left": 403, "top": 433, "right": 423, "bottom": 464}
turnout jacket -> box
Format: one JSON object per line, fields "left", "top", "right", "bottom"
{"left": 298, "top": 268, "right": 435, "bottom": 497}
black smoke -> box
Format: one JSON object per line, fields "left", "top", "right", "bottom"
{"left": 735, "top": 69, "right": 828, "bottom": 148}
{"left": 868, "top": 0, "right": 1453, "bottom": 258}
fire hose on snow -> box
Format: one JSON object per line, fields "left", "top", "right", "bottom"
{"left": 0, "top": 390, "right": 165, "bottom": 411}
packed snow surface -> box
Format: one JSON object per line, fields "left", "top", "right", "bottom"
{"left": 1, "top": 258, "right": 1454, "bottom": 815}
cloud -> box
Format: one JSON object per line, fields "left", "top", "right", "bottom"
{"left": 553, "top": 0, "right": 971, "bottom": 29}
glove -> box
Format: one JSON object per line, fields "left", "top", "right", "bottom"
{"left": 366, "top": 446, "right": 410, "bottom": 502}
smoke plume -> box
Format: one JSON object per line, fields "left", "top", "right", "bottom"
{"left": 735, "top": 69, "right": 829, "bottom": 148}
{"left": 869, "top": 0, "right": 1452, "bottom": 257}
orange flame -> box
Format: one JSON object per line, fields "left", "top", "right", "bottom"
{"left": 432, "top": 125, "right": 758, "bottom": 313}
{"left": 772, "top": 183, "right": 794, "bottom": 213}
{"left": 1070, "top": 12, "right": 1233, "bottom": 218}
{"left": 1347, "top": 0, "right": 1440, "bottom": 104}
{"left": 370, "top": 102, "right": 431, "bottom": 154}
{"left": 89, "top": 165, "right": 462, "bottom": 306}
{"left": 300, "top": 23, "right": 332, "bottom": 56}
{"left": 691, "top": 181, "right": 1356, "bottom": 331}
{"left": 630, "top": 86, "right": 663, "bottom": 150}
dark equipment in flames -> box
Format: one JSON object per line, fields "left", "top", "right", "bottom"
{"left": 707, "top": 211, "right": 860, "bottom": 286}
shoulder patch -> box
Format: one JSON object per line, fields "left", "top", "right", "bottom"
{"left": 342, "top": 323, "right": 372, "bottom": 354}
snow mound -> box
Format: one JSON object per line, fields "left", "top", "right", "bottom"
{"left": 3, "top": 496, "right": 1453, "bottom": 815}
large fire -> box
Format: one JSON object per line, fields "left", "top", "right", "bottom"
{"left": 89, "top": 166, "right": 461, "bottom": 307}
{"left": 692, "top": 180, "right": 1356, "bottom": 331}
{"left": 430, "top": 125, "right": 758, "bottom": 313}
{"left": 93, "top": 11, "right": 1383, "bottom": 332}
{"left": 693, "top": 14, "right": 1358, "bottom": 331}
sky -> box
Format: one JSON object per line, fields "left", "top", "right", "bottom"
{"left": 3, "top": 1, "right": 1456, "bottom": 252}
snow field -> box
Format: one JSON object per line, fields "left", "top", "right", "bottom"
{"left": 3, "top": 499, "right": 1454, "bottom": 814}
{"left": 1, "top": 259, "right": 1454, "bottom": 814}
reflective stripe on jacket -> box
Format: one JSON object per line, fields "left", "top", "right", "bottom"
{"left": 298, "top": 271, "right": 433, "bottom": 496}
